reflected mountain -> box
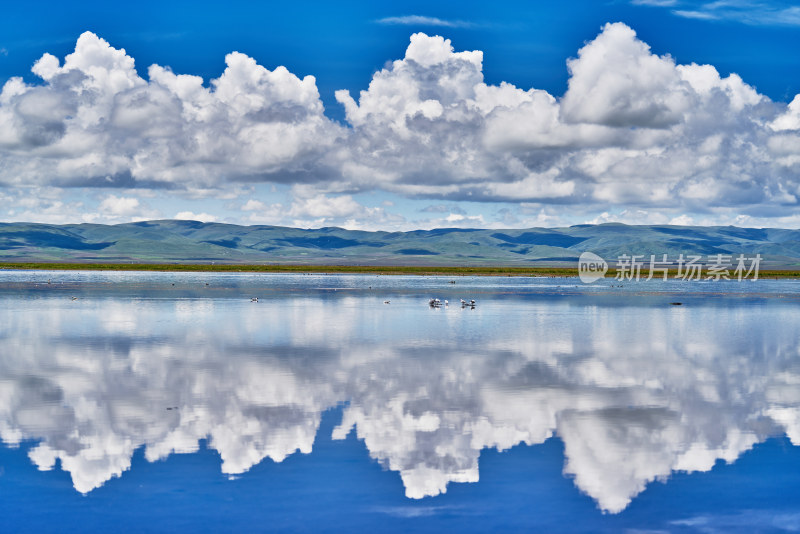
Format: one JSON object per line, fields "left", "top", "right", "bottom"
{"left": 1, "top": 279, "right": 799, "bottom": 513}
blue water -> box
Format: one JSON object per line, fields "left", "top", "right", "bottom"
{"left": 1, "top": 271, "right": 799, "bottom": 532}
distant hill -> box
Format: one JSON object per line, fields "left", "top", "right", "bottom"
{"left": 1, "top": 220, "right": 799, "bottom": 267}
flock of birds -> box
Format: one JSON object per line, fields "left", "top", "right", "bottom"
{"left": 249, "top": 296, "right": 477, "bottom": 308}
{"left": 429, "top": 298, "right": 475, "bottom": 309}
{"left": 55, "top": 280, "right": 476, "bottom": 309}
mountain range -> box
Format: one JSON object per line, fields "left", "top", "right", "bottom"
{"left": 1, "top": 220, "right": 799, "bottom": 267}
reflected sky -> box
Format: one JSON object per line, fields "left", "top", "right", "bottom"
{"left": 1, "top": 271, "right": 800, "bottom": 530}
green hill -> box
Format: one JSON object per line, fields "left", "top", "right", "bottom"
{"left": 1, "top": 220, "right": 798, "bottom": 267}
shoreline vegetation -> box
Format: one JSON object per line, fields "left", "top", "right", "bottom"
{"left": 1, "top": 262, "right": 799, "bottom": 278}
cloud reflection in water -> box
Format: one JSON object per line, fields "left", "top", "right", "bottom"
{"left": 0, "top": 284, "right": 798, "bottom": 513}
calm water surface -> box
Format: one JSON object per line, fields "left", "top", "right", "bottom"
{"left": 1, "top": 271, "right": 799, "bottom": 532}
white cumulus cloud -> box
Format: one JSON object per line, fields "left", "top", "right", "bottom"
{"left": 174, "top": 211, "right": 218, "bottom": 223}
{"left": 0, "top": 25, "right": 799, "bottom": 227}
{"left": 0, "top": 32, "right": 342, "bottom": 192}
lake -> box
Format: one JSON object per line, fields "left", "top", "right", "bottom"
{"left": 1, "top": 270, "right": 799, "bottom": 532}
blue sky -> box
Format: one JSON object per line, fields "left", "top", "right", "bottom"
{"left": 0, "top": 0, "right": 799, "bottom": 229}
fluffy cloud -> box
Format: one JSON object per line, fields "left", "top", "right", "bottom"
{"left": 0, "top": 32, "right": 342, "bottom": 191}
{"left": 0, "top": 24, "right": 799, "bottom": 226}
{"left": 771, "top": 94, "right": 800, "bottom": 131}
{"left": 333, "top": 22, "right": 792, "bottom": 214}
{"left": 99, "top": 195, "right": 140, "bottom": 216}
{"left": 561, "top": 23, "right": 691, "bottom": 128}
{"left": 240, "top": 186, "right": 406, "bottom": 229}
{"left": 96, "top": 194, "right": 161, "bottom": 222}
{"left": 174, "top": 211, "right": 218, "bottom": 223}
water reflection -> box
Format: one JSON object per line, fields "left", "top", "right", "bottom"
{"left": 0, "top": 274, "right": 799, "bottom": 513}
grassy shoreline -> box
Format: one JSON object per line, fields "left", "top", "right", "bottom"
{"left": 0, "top": 262, "right": 576, "bottom": 276}
{"left": 1, "top": 262, "right": 800, "bottom": 278}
